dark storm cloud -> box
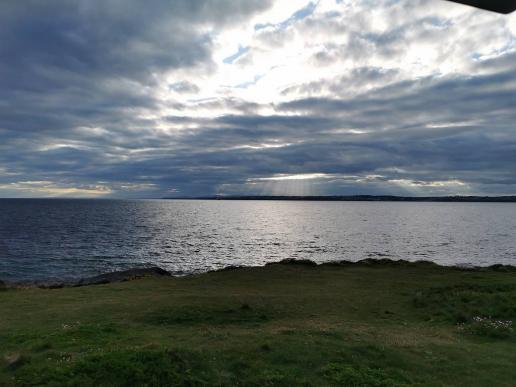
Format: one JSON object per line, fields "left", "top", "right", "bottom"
{"left": 0, "top": 0, "right": 270, "bottom": 83}
{"left": 0, "top": 0, "right": 270, "bottom": 132}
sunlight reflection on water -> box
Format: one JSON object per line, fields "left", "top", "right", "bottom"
{"left": 1, "top": 199, "right": 516, "bottom": 280}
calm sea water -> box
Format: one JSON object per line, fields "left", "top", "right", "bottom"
{"left": 1, "top": 199, "right": 516, "bottom": 281}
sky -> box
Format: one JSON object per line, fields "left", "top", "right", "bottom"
{"left": 1, "top": 0, "right": 515, "bottom": 198}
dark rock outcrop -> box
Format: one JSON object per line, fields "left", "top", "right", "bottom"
{"left": 26, "top": 267, "right": 172, "bottom": 289}
{"left": 266, "top": 258, "right": 318, "bottom": 267}
{"left": 73, "top": 267, "right": 171, "bottom": 287}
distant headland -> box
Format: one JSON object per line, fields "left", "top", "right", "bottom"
{"left": 163, "top": 195, "right": 516, "bottom": 202}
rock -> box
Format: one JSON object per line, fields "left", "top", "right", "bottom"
{"left": 266, "top": 258, "right": 318, "bottom": 267}
{"left": 213, "top": 265, "right": 243, "bottom": 272}
{"left": 74, "top": 266, "right": 171, "bottom": 287}
{"left": 320, "top": 260, "right": 355, "bottom": 267}
{"left": 356, "top": 258, "right": 411, "bottom": 266}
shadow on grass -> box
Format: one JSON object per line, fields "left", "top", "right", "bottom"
{"left": 321, "top": 363, "right": 412, "bottom": 387}
{"left": 13, "top": 349, "right": 216, "bottom": 386}
{"left": 143, "top": 304, "right": 272, "bottom": 327}
{"left": 10, "top": 347, "right": 413, "bottom": 386}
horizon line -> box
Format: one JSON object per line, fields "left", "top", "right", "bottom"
{"left": 2, "top": 194, "right": 516, "bottom": 202}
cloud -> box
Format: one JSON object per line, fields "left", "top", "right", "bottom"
{"left": 169, "top": 81, "right": 200, "bottom": 94}
{"left": 0, "top": 181, "right": 112, "bottom": 198}
{"left": 0, "top": 0, "right": 515, "bottom": 197}
{"left": 254, "top": 1, "right": 318, "bottom": 31}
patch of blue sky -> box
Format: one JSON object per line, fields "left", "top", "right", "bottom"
{"left": 223, "top": 45, "right": 250, "bottom": 64}
{"left": 255, "top": 1, "right": 318, "bottom": 31}
{"left": 421, "top": 16, "right": 453, "bottom": 28}
{"left": 186, "top": 96, "right": 218, "bottom": 104}
{"left": 471, "top": 40, "right": 516, "bottom": 62}
{"left": 235, "top": 74, "right": 265, "bottom": 89}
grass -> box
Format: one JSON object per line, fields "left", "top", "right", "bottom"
{"left": 1, "top": 260, "right": 516, "bottom": 385}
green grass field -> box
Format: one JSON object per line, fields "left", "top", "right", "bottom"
{"left": 1, "top": 260, "right": 516, "bottom": 386}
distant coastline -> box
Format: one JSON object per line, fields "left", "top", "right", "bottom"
{"left": 163, "top": 195, "right": 516, "bottom": 202}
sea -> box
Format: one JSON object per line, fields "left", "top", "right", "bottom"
{"left": 1, "top": 199, "right": 516, "bottom": 281}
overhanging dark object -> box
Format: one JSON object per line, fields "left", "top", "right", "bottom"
{"left": 447, "top": 0, "right": 516, "bottom": 13}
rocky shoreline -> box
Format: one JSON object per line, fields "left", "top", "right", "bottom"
{"left": 2, "top": 258, "right": 516, "bottom": 290}
{"left": 1, "top": 267, "right": 171, "bottom": 290}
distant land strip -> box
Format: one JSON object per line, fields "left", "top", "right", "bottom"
{"left": 164, "top": 195, "right": 516, "bottom": 202}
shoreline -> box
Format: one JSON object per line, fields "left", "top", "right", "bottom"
{"left": 3, "top": 257, "right": 516, "bottom": 289}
